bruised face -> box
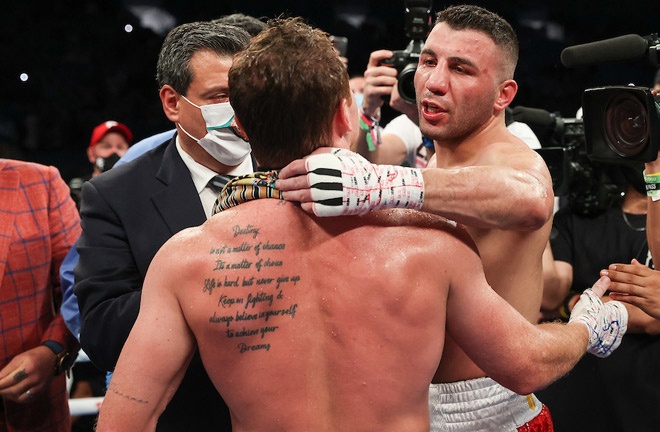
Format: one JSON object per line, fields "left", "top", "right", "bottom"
{"left": 414, "top": 23, "right": 510, "bottom": 144}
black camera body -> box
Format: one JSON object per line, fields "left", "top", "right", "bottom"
{"left": 381, "top": 42, "right": 424, "bottom": 104}
{"left": 381, "top": 0, "right": 433, "bottom": 104}
{"left": 536, "top": 114, "right": 623, "bottom": 216}
{"left": 512, "top": 105, "right": 622, "bottom": 216}
{"left": 514, "top": 86, "right": 660, "bottom": 215}
{"left": 582, "top": 86, "right": 660, "bottom": 163}
{"left": 531, "top": 116, "right": 587, "bottom": 197}
{"left": 531, "top": 32, "right": 660, "bottom": 215}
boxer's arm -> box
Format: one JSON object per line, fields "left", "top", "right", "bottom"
{"left": 446, "top": 243, "right": 627, "bottom": 395}
{"left": 278, "top": 149, "right": 424, "bottom": 216}
{"left": 96, "top": 243, "right": 195, "bottom": 432}
{"left": 277, "top": 148, "right": 553, "bottom": 230}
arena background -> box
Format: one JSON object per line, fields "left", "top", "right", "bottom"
{"left": 1, "top": 0, "right": 657, "bottom": 181}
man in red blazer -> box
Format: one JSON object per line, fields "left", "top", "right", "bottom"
{"left": 0, "top": 159, "right": 81, "bottom": 431}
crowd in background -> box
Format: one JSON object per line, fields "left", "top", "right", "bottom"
{"left": 1, "top": 0, "right": 658, "bottom": 179}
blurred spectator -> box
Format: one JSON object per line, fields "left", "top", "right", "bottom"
{"left": 61, "top": 119, "right": 133, "bottom": 348}
{"left": 68, "top": 120, "right": 133, "bottom": 209}
{"left": 539, "top": 163, "right": 660, "bottom": 431}
{"left": 642, "top": 68, "right": 660, "bottom": 266}
{"left": 349, "top": 74, "right": 365, "bottom": 94}
{"left": 65, "top": 121, "right": 131, "bottom": 432}
{"left": 349, "top": 74, "right": 366, "bottom": 108}
{"left": 0, "top": 159, "right": 80, "bottom": 431}
{"left": 211, "top": 12, "right": 268, "bottom": 36}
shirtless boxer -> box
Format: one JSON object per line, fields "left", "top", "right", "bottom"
{"left": 276, "top": 5, "right": 564, "bottom": 430}
{"left": 96, "top": 17, "right": 627, "bottom": 432}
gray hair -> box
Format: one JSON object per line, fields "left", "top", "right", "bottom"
{"left": 156, "top": 21, "right": 250, "bottom": 94}
{"left": 212, "top": 13, "right": 266, "bottom": 38}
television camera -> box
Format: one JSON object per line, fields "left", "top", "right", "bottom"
{"left": 512, "top": 106, "right": 622, "bottom": 216}
{"left": 515, "top": 32, "right": 660, "bottom": 216}
{"left": 561, "top": 32, "right": 660, "bottom": 165}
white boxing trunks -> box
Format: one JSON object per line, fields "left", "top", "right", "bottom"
{"left": 429, "top": 377, "right": 544, "bottom": 432}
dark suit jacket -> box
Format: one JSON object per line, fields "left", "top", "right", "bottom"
{"left": 74, "top": 138, "right": 231, "bottom": 431}
{"left": 0, "top": 160, "right": 80, "bottom": 431}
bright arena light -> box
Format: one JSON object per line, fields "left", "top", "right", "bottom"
{"left": 124, "top": 24, "right": 133, "bottom": 33}
{"left": 19, "top": 73, "right": 28, "bottom": 82}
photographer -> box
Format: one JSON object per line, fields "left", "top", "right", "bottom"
{"left": 352, "top": 49, "right": 432, "bottom": 168}
{"left": 351, "top": 0, "right": 433, "bottom": 168}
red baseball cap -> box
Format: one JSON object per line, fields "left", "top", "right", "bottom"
{"left": 89, "top": 121, "right": 133, "bottom": 148}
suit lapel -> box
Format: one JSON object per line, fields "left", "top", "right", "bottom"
{"left": 151, "top": 140, "right": 206, "bottom": 234}
{"left": 0, "top": 166, "right": 19, "bottom": 281}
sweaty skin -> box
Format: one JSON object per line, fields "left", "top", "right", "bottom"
{"left": 275, "top": 25, "right": 555, "bottom": 386}
{"left": 275, "top": 25, "right": 554, "bottom": 387}
{"left": 97, "top": 198, "right": 600, "bottom": 432}
{"left": 414, "top": 22, "right": 554, "bottom": 383}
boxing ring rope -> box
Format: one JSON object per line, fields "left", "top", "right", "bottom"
{"left": 69, "top": 397, "right": 104, "bottom": 416}
{"left": 68, "top": 350, "right": 104, "bottom": 417}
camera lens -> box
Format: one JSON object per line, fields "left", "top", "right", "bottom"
{"left": 604, "top": 92, "right": 649, "bottom": 157}
{"left": 398, "top": 63, "right": 418, "bottom": 104}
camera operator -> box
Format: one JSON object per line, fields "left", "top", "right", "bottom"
{"left": 605, "top": 69, "right": 660, "bottom": 321}
{"left": 538, "top": 160, "right": 660, "bottom": 431}
{"left": 539, "top": 67, "right": 660, "bottom": 430}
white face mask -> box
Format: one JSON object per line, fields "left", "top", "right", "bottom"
{"left": 178, "top": 95, "right": 251, "bottom": 166}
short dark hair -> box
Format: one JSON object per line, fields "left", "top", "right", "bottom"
{"left": 212, "top": 13, "right": 267, "bottom": 38}
{"left": 229, "top": 17, "right": 350, "bottom": 169}
{"left": 436, "top": 5, "right": 518, "bottom": 78}
{"left": 156, "top": 21, "right": 250, "bottom": 94}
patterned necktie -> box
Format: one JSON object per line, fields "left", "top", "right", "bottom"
{"left": 208, "top": 175, "right": 234, "bottom": 195}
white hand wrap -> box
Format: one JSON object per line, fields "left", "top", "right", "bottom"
{"left": 569, "top": 288, "right": 628, "bottom": 358}
{"left": 305, "top": 149, "right": 425, "bottom": 217}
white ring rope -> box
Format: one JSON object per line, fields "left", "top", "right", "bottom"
{"left": 67, "top": 349, "right": 104, "bottom": 416}
{"left": 69, "top": 397, "right": 104, "bottom": 416}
